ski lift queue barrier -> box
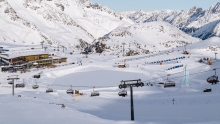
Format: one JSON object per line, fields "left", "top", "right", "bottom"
{"left": 167, "top": 64, "right": 184, "bottom": 70}
{"left": 123, "top": 50, "right": 171, "bottom": 62}
{"left": 150, "top": 56, "right": 186, "bottom": 65}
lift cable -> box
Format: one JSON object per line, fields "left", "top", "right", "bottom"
{"left": 144, "top": 68, "right": 220, "bottom": 83}
{"left": 46, "top": 67, "right": 220, "bottom": 89}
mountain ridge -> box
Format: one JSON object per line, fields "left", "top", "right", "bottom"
{"left": 121, "top": 2, "right": 220, "bottom": 40}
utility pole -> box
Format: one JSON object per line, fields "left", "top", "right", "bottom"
{"left": 7, "top": 75, "right": 19, "bottom": 96}
{"left": 119, "top": 79, "right": 144, "bottom": 121}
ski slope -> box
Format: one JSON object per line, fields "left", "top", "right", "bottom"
{"left": 0, "top": 37, "right": 220, "bottom": 124}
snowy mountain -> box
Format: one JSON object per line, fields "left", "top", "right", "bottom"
{"left": 0, "top": 0, "right": 131, "bottom": 49}
{"left": 95, "top": 21, "right": 199, "bottom": 56}
{"left": 121, "top": 2, "right": 220, "bottom": 40}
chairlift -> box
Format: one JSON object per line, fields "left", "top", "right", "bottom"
{"left": 32, "top": 80, "right": 39, "bottom": 89}
{"left": 207, "top": 69, "right": 219, "bottom": 84}
{"left": 164, "top": 81, "right": 175, "bottom": 88}
{"left": 203, "top": 88, "right": 211, "bottom": 92}
{"left": 8, "top": 81, "right": 13, "bottom": 85}
{"left": 91, "top": 87, "right": 99, "bottom": 97}
{"left": 66, "top": 85, "right": 74, "bottom": 94}
{"left": 46, "top": 88, "right": 53, "bottom": 93}
{"left": 32, "top": 85, "right": 39, "bottom": 89}
{"left": 15, "top": 83, "right": 25, "bottom": 88}
{"left": 164, "top": 74, "right": 175, "bottom": 88}
{"left": 118, "top": 90, "right": 127, "bottom": 97}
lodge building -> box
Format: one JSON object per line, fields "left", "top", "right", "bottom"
{"left": 0, "top": 50, "right": 67, "bottom": 72}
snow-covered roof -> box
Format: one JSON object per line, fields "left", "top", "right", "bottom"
{"left": 52, "top": 56, "right": 67, "bottom": 59}
{"left": 0, "top": 50, "right": 49, "bottom": 59}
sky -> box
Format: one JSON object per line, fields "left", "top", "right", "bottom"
{"left": 90, "top": 0, "right": 220, "bottom": 12}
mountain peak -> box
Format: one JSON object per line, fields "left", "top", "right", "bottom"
{"left": 208, "top": 2, "right": 220, "bottom": 13}
{"left": 188, "top": 6, "right": 203, "bottom": 14}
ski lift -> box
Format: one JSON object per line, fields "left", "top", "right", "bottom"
{"left": 91, "top": 87, "right": 99, "bottom": 97}
{"left": 46, "top": 86, "right": 53, "bottom": 93}
{"left": 32, "top": 79, "right": 39, "bottom": 89}
{"left": 15, "top": 83, "right": 25, "bottom": 88}
{"left": 32, "top": 85, "right": 39, "bottom": 89}
{"left": 66, "top": 85, "right": 74, "bottom": 94}
{"left": 203, "top": 88, "right": 211, "bottom": 92}
{"left": 164, "top": 74, "right": 175, "bottom": 88}
{"left": 118, "top": 90, "right": 127, "bottom": 97}
{"left": 207, "top": 69, "right": 219, "bottom": 84}
{"left": 8, "top": 81, "right": 13, "bottom": 85}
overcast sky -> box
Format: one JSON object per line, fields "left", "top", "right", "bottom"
{"left": 90, "top": 0, "right": 220, "bottom": 12}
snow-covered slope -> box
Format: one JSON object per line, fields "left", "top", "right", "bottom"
{"left": 95, "top": 21, "right": 199, "bottom": 56}
{"left": 0, "top": 37, "right": 220, "bottom": 123}
{"left": 121, "top": 2, "right": 220, "bottom": 40}
{"left": 0, "top": 0, "right": 132, "bottom": 49}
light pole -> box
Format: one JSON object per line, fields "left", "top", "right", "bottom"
{"left": 7, "top": 75, "right": 19, "bottom": 96}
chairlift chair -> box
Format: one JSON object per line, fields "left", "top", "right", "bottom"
{"left": 8, "top": 81, "right": 13, "bottom": 85}
{"left": 203, "top": 88, "right": 211, "bottom": 92}
{"left": 66, "top": 89, "right": 74, "bottom": 94}
{"left": 164, "top": 80, "right": 175, "bottom": 88}
{"left": 207, "top": 69, "right": 219, "bottom": 84}
{"left": 66, "top": 85, "right": 74, "bottom": 94}
{"left": 91, "top": 87, "right": 99, "bottom": 97}
{"left": 164, "top": 75, "right": 175, "bottom": 88}
{"left": 91, "top": 91, "right": 99, "bottom": 97}
{"left": 207, "top": 76, "right": 219, "bottom": 84}
{"left": 32, "top": 85, "right": 39, "bottom": 89}
{"left": 118, "top": 90, "right": 127, "bottom": 97}
{"left": 15, "top": 83, "right": 25, "bottom": 88}
{"left": 46, "top": 88, "right": 53, "bottom": 93}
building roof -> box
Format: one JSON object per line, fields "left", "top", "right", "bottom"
{"left": 0, "top": 50, "right": 49, "bottom": 59}
{"left": 52, "top": 56, "right": 67, "bottom": 59}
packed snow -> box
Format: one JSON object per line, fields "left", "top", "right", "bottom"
{"left": 0, "top": 37, "right": 220, "bottom": 124}
{"left": 0, "top": 0, "right": 220, "bottom": 124}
